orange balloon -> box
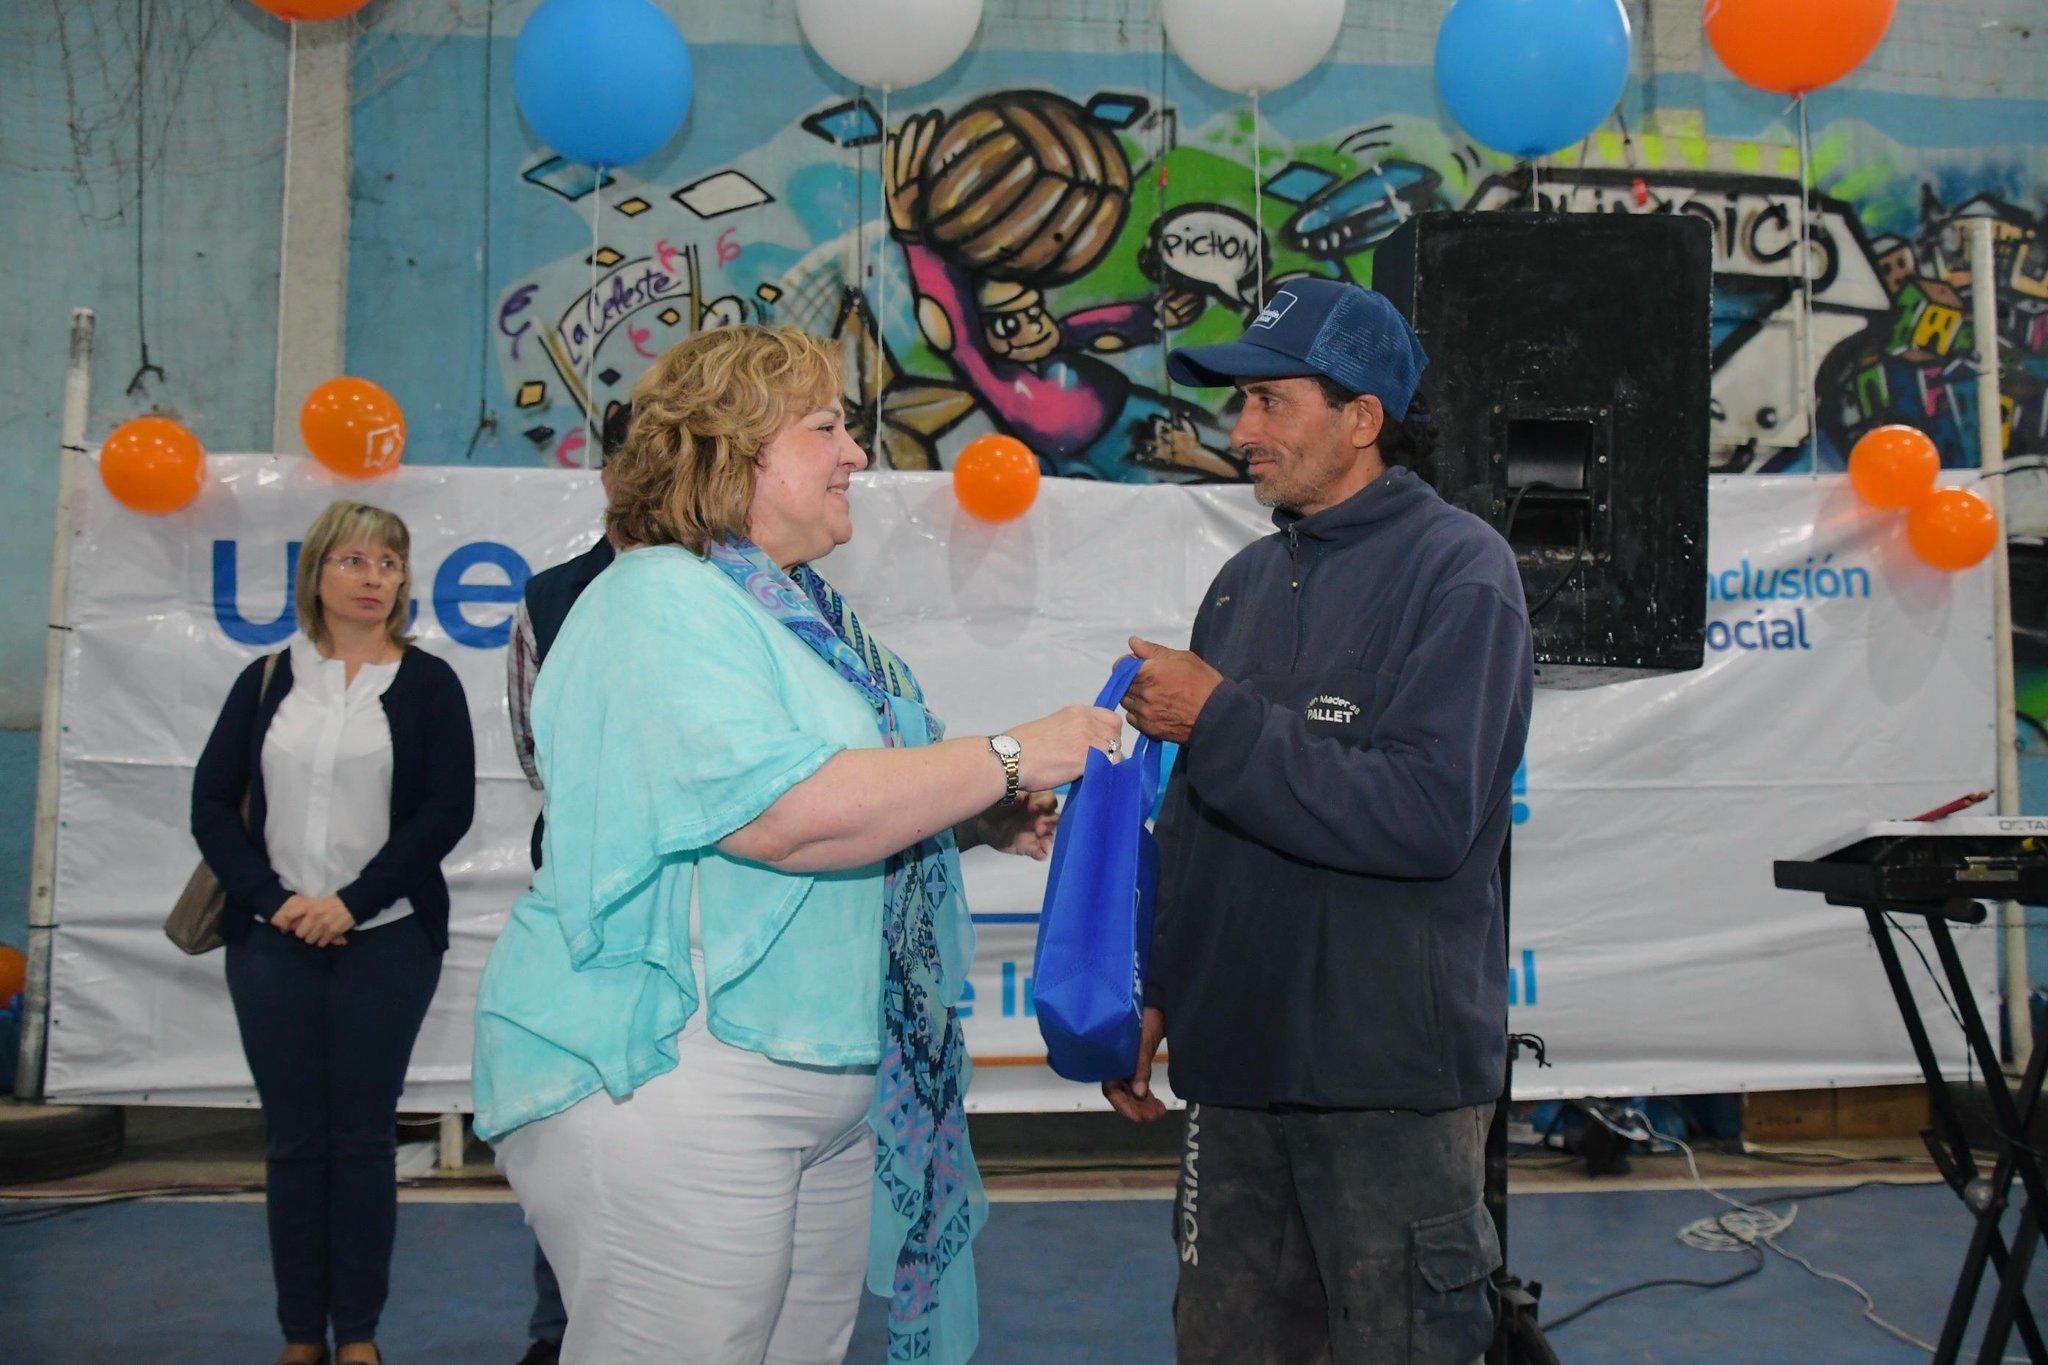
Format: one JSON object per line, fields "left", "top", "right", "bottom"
{"left": 1704, "top": 0, "right": 1896, "bottom": 95}
{"left": 953, "top": 434, "right": 1042, "bottom": 523}
{"left": 1906, "top": 487, "right": 1998, "bottom": 572}
{"left": 101, "top": 416, "right": 205, "bottom": 514}
{"left": 301, "top": 377, "right": 407, "bottom": 479}
{"left": 248, "top": 0, "right": 371, "bottom": 19}
{"left": 1848, "top": 424, "right": 1940, "bottom": 509}
{"left": 0, "top": 945, "right": 24, "bottom": 1001}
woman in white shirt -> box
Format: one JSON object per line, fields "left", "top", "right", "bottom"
{"left": 192, "top": 500, "right": 475, "bottom": 1365}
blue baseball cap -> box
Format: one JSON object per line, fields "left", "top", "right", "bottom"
{"left": 1167, "top": 278, "right": 1429, "bottom": 421}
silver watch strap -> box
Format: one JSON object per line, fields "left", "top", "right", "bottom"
{"left": 991, "top": 736, "right": 1021, "bottom": 804}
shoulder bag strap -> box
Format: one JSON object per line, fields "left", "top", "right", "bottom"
{"left": 239, "top": 651, "right": 283, "bottom": 832}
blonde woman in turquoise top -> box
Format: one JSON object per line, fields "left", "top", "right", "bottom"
{"left": 473, "top": 326, "right": 1121, "bottom": 1365}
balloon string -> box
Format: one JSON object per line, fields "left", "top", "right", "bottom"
{"left": 875, "top": 82, "right": 889, "bottom": 465}
{"left": 587, "top": 167, "right": 602, "bottom": 471}
{"left": 1156, "top": 19, "right": 1171, "bottom": 393}
{"left": 1251, "top": 89, "right": 1264, "bottom": 310}
{"left": 1796, "top": 92, "right": 1818, "bottom": 476}
{"left": 853, "top": 88, "right": 865, "bottom": 337}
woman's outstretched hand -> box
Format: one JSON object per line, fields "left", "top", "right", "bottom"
{"left": 1010, "top": 705, "right": 1124, "bottom": 791}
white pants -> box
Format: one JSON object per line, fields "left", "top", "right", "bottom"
{"left": 497, "top": 1021, "right": 877, "bottom": 1365}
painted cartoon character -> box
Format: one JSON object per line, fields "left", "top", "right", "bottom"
{"left": 887, "top": 93, "right": 1232, "bottom": 480}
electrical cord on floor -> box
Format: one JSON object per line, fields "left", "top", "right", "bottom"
{"left": 0, "top": 1165, "right": 524, "bottom": 1227}
{"left": 1543, "top": 1216, "right": 1765, "bottom": 1329}
{"left": 1737, "top": 1142, "right": 1934, "bottom": 1168}
{"left": 1508, "top": 1153, "right": 1587, "bottom": 1171}
{"left": 1746, "top": 1180, "right": 1894, "bottom": 1204}
{"left": 0, "top": 1183, "right": 267, "bottom": 1227}
{"left": 1545, "top": 1104, "right": 1964, "bottom": 1355}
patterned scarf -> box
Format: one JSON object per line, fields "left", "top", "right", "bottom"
{"left": 705, "top": 536, "right": 985, "bottom": 1364}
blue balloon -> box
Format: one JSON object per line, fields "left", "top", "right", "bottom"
{"left": 1435, "top": 0, "right": 1631, "bottom": 160}
{"left": 513, "top": 0, "right": 693, "bottom": 168}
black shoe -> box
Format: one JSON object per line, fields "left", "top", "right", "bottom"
{"left": 516, "top": 1342, "right": 561, "bottom": 1365}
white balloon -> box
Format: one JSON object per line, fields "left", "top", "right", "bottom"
{"left": 796, "top": 0, "right": 984, "bottom": 91}
{"left": 1161, "top": 0, "right": 1346, "bottom": 95}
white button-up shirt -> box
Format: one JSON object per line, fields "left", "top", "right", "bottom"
{"left": 260, "top": 636, "right": 413, "bottom": 929}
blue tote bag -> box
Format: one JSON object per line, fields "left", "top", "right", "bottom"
{"left": 1034, "top": 657, "right": 1164, "bottom": 1082}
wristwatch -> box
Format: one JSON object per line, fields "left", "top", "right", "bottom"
{"left": 988, "top": 734, "right": 1022, "bottom": 805}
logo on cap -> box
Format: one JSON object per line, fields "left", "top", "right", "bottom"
{"left": 1250, "top": 292, "right": 1296, "bottom": 330}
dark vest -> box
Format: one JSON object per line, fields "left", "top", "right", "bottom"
{"left": 527, "top": 538, "right": 616, "bottom": 663}
{"left": 525, "top": 538, "right": 616, "bottom": 868}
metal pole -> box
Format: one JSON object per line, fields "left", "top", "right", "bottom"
{"left": 1796, "top": 95, "right": 1818, "bottom": 473}
{"left": 1971, "top": 217, "right": 2027, "bottom": 1068}
{"left": 1250, "top": 89, "right": 1265, "bottom": 310}
{"left": 874, "top": 83, "right": 891, "bottom": 459}
{"left": 16, "top": 308, "right": 95, "bottom": 1099}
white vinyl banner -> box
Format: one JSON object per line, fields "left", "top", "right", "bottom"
{"left": 44, "top": 457, "right": 1997, "bottom": 1112}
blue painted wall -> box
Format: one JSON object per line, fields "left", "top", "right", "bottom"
{"left": 0, "top": 4, "right": 288, "bottom": 728}
{"left": 0, "top": 2, "right": 289, "bottom": 950}
{"left": 0, "top": 733, "right": 36, "bottom": 953}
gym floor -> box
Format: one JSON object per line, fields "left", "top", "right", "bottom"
{"left": 3, "top": 1110, "right": 2041, "bottom": 1362}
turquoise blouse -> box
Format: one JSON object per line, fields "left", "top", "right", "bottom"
{"left": 472, "top": 546, "right": 888, "bottom": 1142}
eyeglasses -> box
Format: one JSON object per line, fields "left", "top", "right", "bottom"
{"left": 323, "top": 553, "right": 404, "bottom": 577}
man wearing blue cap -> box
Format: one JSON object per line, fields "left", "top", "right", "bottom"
{"left": 1108, "top": 278, "right": 1534, "bottom": 1362}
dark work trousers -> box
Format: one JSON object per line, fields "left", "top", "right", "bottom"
{"left": 529, "top": 1241, "right": 568, "bottom": 1341}
{"left": 225, "top": 921, "right": 442, "bottom": 1345}
{"left": 1172, "top": 1102, "right": 1500, "bottom": 1364}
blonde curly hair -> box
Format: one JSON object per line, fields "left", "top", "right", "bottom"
{"left": 605, "top": 326, "right": 843, "bottom": 554}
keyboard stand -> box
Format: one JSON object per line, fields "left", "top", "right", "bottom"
{"left": 1847, "top": 895, "right": 2048, "bottom": 1363}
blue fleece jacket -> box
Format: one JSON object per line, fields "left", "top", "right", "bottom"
{"left": 1150, "top": 465, "right": 1533, "bottom": 1111}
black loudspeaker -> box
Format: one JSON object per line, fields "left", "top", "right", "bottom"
{"left": 1374, "top": 212, "right": 1712, "bottom": 687}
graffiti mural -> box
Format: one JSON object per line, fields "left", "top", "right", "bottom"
{"left": 487, "top": 81, "right": 2047, "bottom": 483}
{"left": 1840, "top": 190, "right": 2048, "bottom": 470}
{"left": 884, "top": 95, "right": 1229, "bottom": 482}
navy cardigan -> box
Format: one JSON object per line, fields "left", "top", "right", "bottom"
{"left": 190, "top": 645, "right": 476, "bottom": 950}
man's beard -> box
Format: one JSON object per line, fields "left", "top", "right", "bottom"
{"left": 1253, "top": 479, "right": 1298, "bottom": 512}
{"left": 1246, "top": 454, "right": 1305, "bottom": 513}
